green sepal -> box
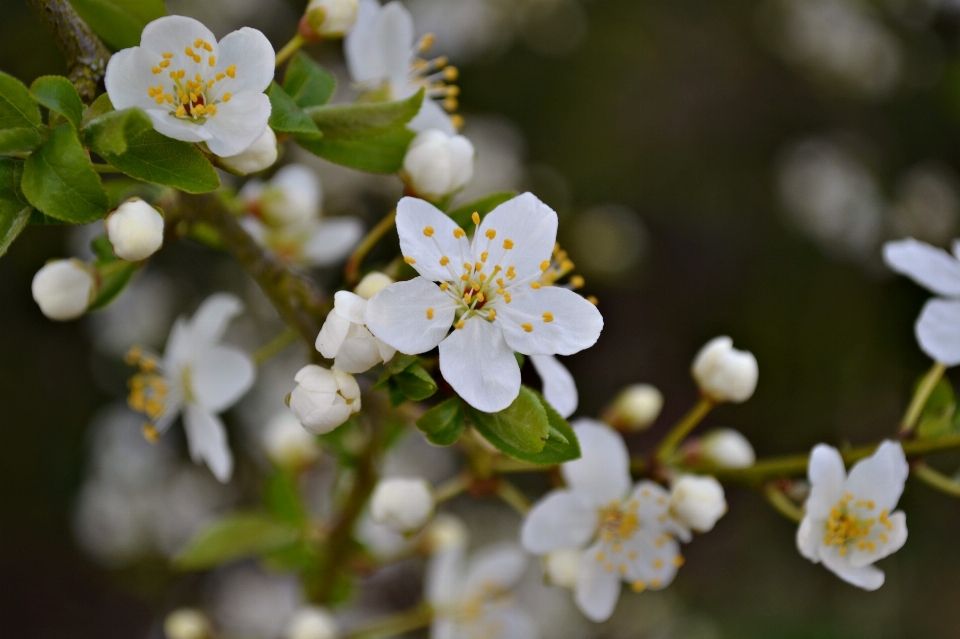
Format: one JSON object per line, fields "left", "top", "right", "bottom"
{"left": 447, "top": 191, "right": 518, "bottom": 229}
{"left": 172, "top": 512, "right": 301, "bottom": 571}
{"left": 30, "top": 76, "right": 84, "bottom": 129}
{"left": 416, "top": 398, "right": 466, "bottom": 446}
{"left": 283, "top": 53, "right": 337, "bottom": 109}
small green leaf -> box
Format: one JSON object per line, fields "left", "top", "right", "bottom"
{"left": 30, "top": 76, "right": 84, "bottom": 129}
{"left": 394, "top": 364, "right": 438, "bottom": 402}
{"left": 173, "top": 513, "right": 300, "bottom": 571}
{"left": 416, "top": 398, "right": 466, "bottom": 446}
{"left": 531, "top": 389, "right": 581, "bottom": 464}
{"left": 373, "top": 354, "right": 420, "bottom": 390}
{"left": 918, "top": 378, "right": 958, "bottom": 440}
{"left": 80, "top": 93, "right": 115, "bottom": 129}
{"left": 82, "top": 107, "right": 153, "bottom": 155}
{"left": 21, "top": 123, "right": 108, "bottom": 223}
{"left": 0, "top": 71, "right": 42, "bottom": 130}
{"left": 98, "top": 128, "right": 220, "bottom": 193}
{"left": 68, "top": 0, "right": 166, "bottom": 50}
{"left": 264, "top": 470, "right": 308, "bottom": 527}
{"left": 283, "top": 53, "right": 337, "bottom": 109}
{"left": 267, "top": 83, "right": 322, "bottom": 138}
{"left": 0, "top": 127, "right": 44, "bottom": 155}
{"left": 0, "top": 158, "right": 31, "bottom": 257}
{"left": 448, "top": 192, "right": 518, "bottom": 229}
{"left": 464, "top": 386, "right": 550, "bottom": 456}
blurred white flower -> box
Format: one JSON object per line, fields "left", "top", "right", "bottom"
{"left": 797, "top": 441, "right": 908, "bottom": 590}
{"left": 370, "top": 477, "right": 435, "bottom": 532}
{"left": 32, "top": 258, "right": 95, "bottom": 321}
{"left": 164, "top": 609, "right": 212, "bottom": 639}
{"left": 87, "top": 272, "right": 176, "bottom": 357}
{"left": 422, "top": 513, "right": 469, "bottom": 553}
{"left": 285, "top": 606, "right": 339, "bottom": 639}
{"left": 288, "top": 365, "right": 361, "bottom": 433}
{"left": 106, "top": 198, "right": 164, "bottom": 261}
{"left": 306, "top": 0, "right": 360, "bottom": 38}
{"left": 219, "top": 126, "right": 278, "bottom": 175}
{"left": 669, "top": 475, "right": 727, "bottom": 535}
{"left": 607, "top": 384, "right": 664, "bottom": 431}
{"left": 316, "top": 288, "right": 397, "bottom": 374}
{"left": 692, "top": 336, "right": 758, "bottom": 404}
{"left": 401, "top": 129, "right": 475, "bottom": 200}
{"left": 543, "top": 548, "right": 582, "bottom": 590}
{"left": 262, "top": 410, "right": 323, "bottom": 469}
{"left": 700, "top": 428, "right": 755, "bottom": 469}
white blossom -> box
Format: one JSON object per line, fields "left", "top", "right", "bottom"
{"left": 288, "top": 365, "right": 361, "bottom": 434}
{"left": 669, "top": 475, "right": 726, "bottom": 534}
{"left": 543, "top": 548, "right": 582, "bottom": 590}
{"left": 422, "top": 512, "right": 468, "bottom": 553}
{"left": 218, "top": 126, "right": 278, "bottom": 175}
{"left": 316, "top": 288, "right": 397, "bottom": 374}
{"left": 305, "top": 0, "right": 360, "bottom": 37}
{"left": 608, "top": 384, "right": 664, "bottom": 431}
{"left": 106, "top": 198, "right": 164, "bottom": 261}
{"left": 370, "top": 477, "right": 434, "bottom": 532}
{"left": 365, "top": 194, "right": 603, "bottom": 412}
{"left": 32, "top": 258, "right": 95, "bottom": 321}
{"left": 691, "top": 336, "right": 758, "bottom": 403}
{"left": 353, "top": 271, "right": 393, "bottom": 299}
{"left": 521, "top": 420, "right": 686, "bottom": 622}
{"left": 700, "top": 428, "right": 755, "bottom": 469}
{"left": 530, "top": 353, "right": 578, "bottom": 419}
{"left": 401, "top": 129, "right": 474, "bottom": 200}
{"left": 126, "top": 293, "right": 255, "bottom": 482}
{"left": 883, "top": 237, "right": 960, "bottom": 365}
{"left": 261, "top": 411, "right": 322, "bottom": 469}
{"left": 345, "top": 0, "right": 460, "bottom": 133}
{"left": 105, "top": 15, "right": 274, "bottom": 156}
{"left": 164, "top": 609, "right": 212, "bottom": 639}
{"left": 797, "top": 441, "right": 908, "bottom": 591}
{"left": 285, "top": 606, "right": 339, "bottom": 639}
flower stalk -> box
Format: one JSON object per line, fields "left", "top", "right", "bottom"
{"left": 344, "top": 209, "right": 397, "bottom": 286}
{"left": 275, "top": 33, "right": 306, "bottom": 67}
{"left": 911, "top": 463, "right": 960, "bottom": 497}
{"left": 899, "top": 361, "right": 947, "bottom": 435}
{"left": 655, "top": 396, "right": 715, "bottom": 465}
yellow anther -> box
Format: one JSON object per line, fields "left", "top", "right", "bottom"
{"left": 159, "top": 60, "right": 170, "bottom": 68}
{"left": 162, "top": 52, "right": 174, "bottom": 58}
{"left": 419, "top": 33, "right": 436, "bottom": 52}
{"left": 506, "top": 266, "right": 516, "bottom": 278}
{"left": 203, "top": 42, "right": 213, "bottom": 52}
{"left": 193, "top": 104, "right": 206, "bottom": 115}
{"left": 628, "top": 551, "right": 638, "bottom": 560}
{"left": 496, "top": 288, "right": 504, "bottom": 295}
{"left": 193, "top": 55, "right": 201, "bottom": 63}
{"left": 487, "top": 309, "right": 496, "bottom": 321}
{"left": 423, "top": 226, "right": 435, "bottom": 237}
{"left": 176, "top": 105, "right": 186, "bottom": 117}
{"left": 194, "top": 38, "right": 203, "bottom": 47}
{"left": 479, "top": 274, "right": 487, "bottom": 282}
{"left": 631, "top": 581, "right": 646, "bottom": 593}
{"left": 596, "top": 551, "right": 606, "bottom": 562}
{"left": 674, "top": 555, "right": 685, "bottom": 567}
{"left": 474, "top": 261, "right": 483, "bottom": 271}
{"left": 152, "top": 66, "right": 162, "bottom": 74}
{"left": 469, "top": 280, "right": 480, "bottom": 290}
{"left": 471, "top": 211, "right": 480, "bottom": 225}
{"left": 540, "top": 260, "right": 550, "bottom": 272}
{"left": 451, "top": 114, "right": 464, "bottom": 131}
{"left": 444, "top": 66, "right": 459, "bottom": 81}
{"left": 216, "top": 73, "right": 226, "bottom": 81}
{"left": 587, "top": 295, "right": 599, "bottom": 305}
{"left": 463, "top": 291, "right": 472, "bottom": 304}
{"left": 195, "top": 73, "right": 202, "bottom": 82}
{"left": 207, "top": 105, "right": 217, "bottom": 115}
{"left": 503, "top": 238, "right": 514, "bottom": 249}
{"left": 480, "top": 251, "right": 489, "bottom": 262}
{"left": 426, "top": 308, "right": 434, "bottom": 319}
{"left": 650, "top": 579, "right": 662, "bottom": 588}
{"left": 226, "top": 64, "right": 236, "bottom": 78}
{"left": 455, "top": 319, "right": 466, "bottom": 330}
{"left": 879, "top": 533, "right": 889, "bottom": 543}
{"left": 209, "top": 56, "right": 216, "bottom": 66}
{"left": 521, "top": 323, "right": 533, "bottom": 332}
{"left": 531, "top": 282, "right": 542, "bottom": 289}
{"left": 460, "top": 274, "right": 470, "bottom": 281}
{"left": 439, "top": 256, "right": 450, "bottom": 266}
{"left": 148, "top": 87, "right": 157, "bottom": 97}
{"left": 443, "top": 97, "right": 458, "bottom": 112}
{"left": 497, "top": 278, "right": 505, "bottom": 287}
{"left": 189, "top": 91, "right": 197, "bottom": 102}
{"left": 504, "top": 293, "right": 512, "bottom": 303}
{"left": 207, "top": 79, "right": 215, "bottom": 88}
{"left": 476, "top": 293, "right": 485, "bottom": 303}
{"left": 222, "top": 92, "right": 232, "bottom": 102}
{"left": 543, "top": 312, "right": 554, "bottom": 323}
{"left": 440, "top": 282, "right": 449, "bottom": 291}
{"left": 404, "top": 256, "right": 416, "bottom": 264}
{"left": 485, "top": 229, "right": 496, "bottom": 239}
{"left": 560, "top": 259, "right": 575, "bottom": 271}
{"left": 570, "top": 275, "right": 585, "bottom": 289}
{"left": 618, "top": 564, "right": 627, "bottom": 575}
{"left": 453, "top": 228, "right": 466, "bottom": 239}
{"left": 154, "top": 95, "right": 165, "bottom": 104}
{"left": 142, "top": 423, "right": 160, "bottom": 443}
{"left": 653, "top": 559, "right": 664, "bottom": 570}
{"left": 185, "top": 46, "right": 194, "bottom": 56}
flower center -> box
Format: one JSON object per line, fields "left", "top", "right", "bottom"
{"left": 598, "top": 500, "right": 640, "bottom": 543}
{"left": 822, "top": 493, "right": 895, "bottom": 555}
{"left": 125, "top": 346, "right": 168, "bottom": 442}
{"left": 145, "top": 39, "right": 236, "bottom": 122}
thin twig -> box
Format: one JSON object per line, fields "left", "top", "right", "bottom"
{"left": 899, "top": 361, "right": 947, "bottom": 435}
{"left": 496, "top": 479, "right": 531, "bottom": 515}
{"left": 912, "top": 463, "right": 960, "bottom": 497}
{"left": 252, "top": 326, "right": 300, "bottom": 365}
{"left": 763, "top": 483, "right": 803, "bottom": 523}
{"left": 345, "top": 210, "right": 397, "bottom": 287}
{"left": 275, "top": 34, "right": 306, "bottom": 67}
{"left": 655, "top": 397, "right": 715, "bottom": 465}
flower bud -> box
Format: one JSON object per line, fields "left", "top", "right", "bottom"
{"left": 32, "top": 258, "right": 96, "bottom": 321}
{"left": 306, "top": 0, "right": 359, "bottom": 37}
{"left": 262, "top": 411, "right": 322, "bottom": 469}
{"left": 543, "top": 548, "right": 581, "bottom": 590}
{"left": 401, "top": 129, "right": 475, "bottom": 200}
{"left": 700, "top": 428, "right": 755, "bottom": 469}
{"left": 219, "top": 127, "right": 278, "bottom": 175}
{"left": 421, "top": 513, "right": 468, "bottom": 553}
{"left": 260, "top": 164, "right": 321, "bottom": 228}
{"left": 691, "top": 336, "right": 758, "bottom": 403}
{"left": 606, "top": 384, "right": 663, "bottom": 431}
{"left": 353, "top": 272, "right": 393, "bottom": 300}
{"left": 669, "top": 475, "right": 726, "bottom": 533}
{"left": 288, "top": 365, "right": 361, "bottom": 434}
{"left": 163, "top": 609, "right": 211, "bottom": 639}
{"left": 285, "top": 606, "right": 339, "bottom": 639}
{"left": 370, "top": 477, "right": 434, "bottom": 533}
{"left": 105, "top": 198, "right": 164, "bottom": 261}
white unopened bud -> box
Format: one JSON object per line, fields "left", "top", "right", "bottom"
{"left": 353, "top": 272, "right": 393, "bottom": 300}
{"left": 543, "top": 548, "right": 581, "bottom": 590}
{"left": 306, "top": 0, "right": 359, "bottom": 37}
{"left": 262, "top": 411, "right": 322, "bottom": 469}
{"left": 105, "top": 198, "right": 164, "bottom": 261}
{"left": 285, "top": 606, "right": 339, "bottom": 639}
{"left": 370, "top": 477, "right": 434, "bottom": 533}
{"left": 163, "top": 609, "right": 211, "bottom": 639}
{"left": 32, "top": 258, "right": 95, "bottom": 321}
{"left": 691, "top": 336, "right": 758, "bottom": 403}
{"left": 421, "top": 513, "right": 468, "bottom": 553}
{"left": 607, "top": 384, "right": 663, "bottom": 431}
{"left": 700, "top": 428, "right": 755, "bottom": 469}
{"left": 288, "top": 365, "right": 361, "bottom": 434}
{"left": 670, "top": 475, "right": 726, "bottom": 533}
{"left": 402, "top": 129, "right": 475, "bottom": 199}
{"left": 261, "top": 164, "right": 321, "bottom": 228}
{"left": 219, "top": 127, "right": 278, "bottom": 175}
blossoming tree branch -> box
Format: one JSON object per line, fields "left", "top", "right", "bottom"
{"left": 7, "top": 0, "right": 960, "bottom": 637}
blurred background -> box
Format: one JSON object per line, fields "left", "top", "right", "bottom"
{"left": 4, "top": 0, "right": 960, "bottom": 637}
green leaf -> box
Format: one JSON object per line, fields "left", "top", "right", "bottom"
{"left": 21, "top": 123, "right": 108, "bottom": 223}
{"left": 0, "top": 158, "right": 31, "bottom": 257}
{"left": 30, "top": 76, "right": 84, "bottom": 129}
{"left": 283, "top": 53, "right": 337, "bottom": 109}
{"left": 97, "top": 128, "right": 220, "bottom": 193}
{"left": 448, "top": 192, "right": 518, "bottom": 229}
{"left": 90, "top": 234, "right": 117, "bottom": 263}
{"left": 416, "top": 398, "right": 466, "bottom": 446}
{"left": 264, "top": 470, "right": 307, "bottom": 527}
{"left": 297, "top": 91, "right": 423, "bottom": 173}
{"left": 80, "top": 93, "right": 115, "bottom": 129}
{"left": 68, "top": 0, "right": 166, "bottom": 50}
{"left": 373, "top": 354, "right": 420, "bottom": 390}
{"left": 173, "top": 513, "right": 300, "bottom": 571}
{"left": 918, "top": 378, "right": 958, "bottom": 440}
{"left": 0, "top": 127, "right": 44, "bottom": 155}
{"left": 0, "top": 71, "right": 42, "bottom": 131}
{"left": 529, "top": 389, "right": 581, "bottom": 464}
{"left": 267, "top": 83, "right": 321, "bottom": 138}
{"left": 464, "top": 386, "right": 550, "bottom": 456}
{"left": 82, "top": 107, "right": 153, "bottom": 155}
{"left": 29, "top": 210, "right": 69, "bottom": 225}
{"left": 373, "top": 354, "right": 437, "bottom": 404}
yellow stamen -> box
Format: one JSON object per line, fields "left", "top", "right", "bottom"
{"left": 471, "top": 212, "right": 480, "bottom": 225}
{"left": 503, "top": 238, "right": 514, "bottom": 249}
{"left": 142, "top": 423, "right": 160, "bottom": 443}
{"left": 543, "top": 312, "right": 554, "bottom": 322}
{"left": 185, "top": 47, "right": 194, "bottom": 57}
{"left": 162, "top": 52, "right": 174, "bottom": 58}
{"left": 440, "top": 282, "right": 449, "bottom": 291}
{"left": 226, "top": 64, "right": 236, "bottom": 78}
{"left": 521, "top": 323, "right": 533, "bottom": 332}
{"left": 426, "top": 308, "right": 434, "bottom": 320}
{"left": 531, "top": 282, "right": 541, "bottom": 289}
{"left": 487, "top": 309, "right": 496, "bottom": 321}
{"left": 455, "top": 319, "right": 466, "bottom": 329}
{"left": 453, "top": 228, "right": 466, "bottom": 239}
{"left": 570, "top": 275, "right": 585, "bottom": 289}
{"left": 540, "top": 260, "right": 550, "bottom": 271}
{"left": 209, "top": 56, "right": 216, "bottom": 67}
{"left": 152, "top": 66, "right": 161, "bottom": 74}
{"left": 423, "top": 226, "right": 435, "bottom": 237}
{"left": 439, "top": 256, "right": 450, "bottom": 266}
{"left": 485, "top": 229, "right": 497, "bottom": 239}
{"left": 222, "top": 92, "right": 232, "bottom": 102}
{"left": 404, "top": 256, "right": 416, "bottom": 264}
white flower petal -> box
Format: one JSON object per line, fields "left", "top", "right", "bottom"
{"left": 463, "top": 544, "right": 527, "bottom": 595}
{"left": 316, "top": 311, "right": 351, "bottom": 359}
{"left": 335, "top": 325, "right": 385, "bottom": 373}
{"left": 562, "top": 420, "right": 631, "bottom": 506}
{"left": 796, "top": 516, "right": 821, "bottom": 562}
{"left": 376, "top": 1, "right": 415, "bottom": 89}
{"left": 163, "top": 317, "right": 193, "bottom": 370}
{"left": 574, "top": 541, "right": 622, "bottom": 623}
{"left": 477, "top": 193, "right": 558, "bottom": 282}
{"left": 305, "top": 218, "right": 364, "bottom": 266}
{"left": 189, "top": 293, "right": 244, "bottom": 346}
{"left": 104, "top": 47, "right": 162, "bottom": 112}
{"left": 140, "top": 15, "right": 218, "bottom": 57}
{"left": 520, "top": 489, "right": 596, "bottom": 554}
{"left": 202, "top": 91, "right": 272, "bottom": 157}
{"left": 883, "top": 238, "right": 960, "bottom": 297}
{"left": 147, "top": 109, "right": 212, "bottom": 143}
{"left": 498, "top": 287, "right": 603, "bottom": 356}
{"left": 805, "top": 444, "right": 847, "bottom": 519}
{"left": 183, "top": 403, "right": 233, "bottom": 482}
{"left": 482, "top": 608, "right": 540, "bottom": 639}
{"left": 848, "top": 511, "right": 907, "bottom": 568}
{"left": 191, "top": 346, "right": 256, "bottom": 413}
{"left": 345, "top": 0, "right": 386, "bottom": 83}
{"left": 820, "top": 547, "right": 885, "bottom": 591}
{"left": 629, "top": 480, "right": 682, "bottom": 537}
{"left": 439, "top": 317, "right": 521, "bottom": 412}
{"left": 214, "top": 27, "right": 275, "bottom": 95}
{"left": 844, "top": 440, "right": 908, "bottom": 513}
{"left": 409, "top": 98, "right": 456, "bottom": 135}
{"left": 916, "top": 298, "right": 960, "bottom": 365}
{"left": 396, "top": 197, "right": 467, "bottom": 281}
{"left": 377, "top": 338, "right": 397, "bottom": 363}
{"left": 623, "top": 530, "right": 681, "bottom": 590}
{"left": 334, "top": 291, "right": 368, "bottom": 324}
{"left": 425, "top": 544, "right": 465, "bottom": 607}
{"left": 530, "top": 354, "right": 577, "bottom": 418}
{"left": 365, "top": 278, "right": 457, "bottom": 354}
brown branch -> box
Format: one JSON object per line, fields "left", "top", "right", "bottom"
{"left": 26, "top": 0, "right": 111, "bottom": 103}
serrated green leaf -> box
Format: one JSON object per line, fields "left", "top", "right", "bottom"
{"left": 283, "top": 53, "right": 337, "bottom": 109}
{"left": 0, "top": 127, "right": 44, "bottom": 156}
{"left": 448, "top": 192, "right": 518, "bottom": 229}
{"left": 465, "top": 386, "right": 549, "bottom": 455}
{"left": 0, "top": 71, "right": 42, "bottom": 131}
{"left": 173, "top": 513, "right": 300, "bottom": 571}
{"left": 82, "top": 106, "right": 153, "bottom": 155}
{"left": 267, "top": 82, "right": 321, "bottom": 138}
{"left": 416, "top": 398, "right": 465, "bottom": 446}
{"left": 30, "top": 76, "right": 84, "bottom": 129}
{"left": 0, "top": 158, "right": 31, "bottom": 257}
{"left": 68, "top": 0, "right": 166, "bottom": 50}
{"left": 264, "top": 470, "right": 308, "bottom": 527}
{"left": 98, "top": 128, "right": 220, "bottom": 193}
{"left": 21, "top": 123, "right": 108, "bottom": 223}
